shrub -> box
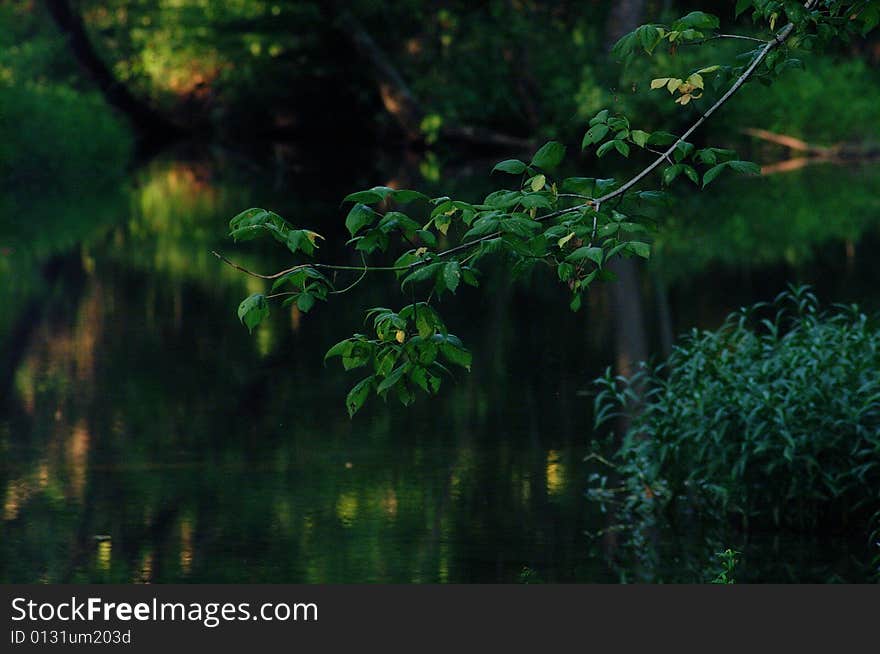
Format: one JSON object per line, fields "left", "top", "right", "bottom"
{"left": 589, "top": 287, "right": 880, "bottom": 576}
{"left": 0, "top": 82, "right": 132, "bottom": 190}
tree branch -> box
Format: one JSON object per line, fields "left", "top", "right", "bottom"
{"left": 219, "top": 1, "right": 817, "bottom": 289}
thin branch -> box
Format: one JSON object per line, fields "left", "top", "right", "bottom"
{"left": 594, "top": 5, "right": 815, "bottom": 208}
{"left": 679, "top": 33, "right": 768, "bottom": 46}
{"left": 329, "top": 254, "right": 370, "bottom": 295}
{"left": 219, "top": 2, "right": 815, "bottom": 289}
{"left": 212, "top": 250, "right": 304, "bottom": 279}
{"left": 212, "top": 250, "right": 411, "bottom": 279}
{"left": 411, "top": 6, "right": 814, "bottom": 265}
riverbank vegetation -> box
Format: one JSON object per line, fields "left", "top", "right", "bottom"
{"left": 589, "top": 287, "right": 880, "bottom": 581}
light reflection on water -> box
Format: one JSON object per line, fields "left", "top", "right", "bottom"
{"left": 1, "top": 148, "right": 879, "bottom": 583}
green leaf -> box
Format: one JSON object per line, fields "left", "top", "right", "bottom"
{"left": 392, "top": 189, "right": 429, "bottom": 203}
{"left": 378, "top": 211, "right": 419, "bottom": 233}
{"left": 461, "top": 267, "right": 479, "bottom": 287}
{"left": 529, "top": 174, "right": 546, "bottom": 192}
{"left": 484, "top": 190, "right": 523, "bottom": 209}
{"left": 409, "top": 365, "right": 441, "bottom": 394}
{"left": 674, "top": 141, "right": 695, "bottom": 162}
{"left": 374, "top": 347, "right": 398, "bottom": 376}
{"left": 377, "top": 364, "right": 409, "bottom": 394}
{"left": 443, "top": 261, "right": 462, "bottom": 293}
{"left": 647, "top": 131, "right": 679, "bottom": 146}
{"left": 342, "top": 341, "right": 373, "bottom": 370}
{"left": 343, "top": 187, "right": 393, "bottom": 204}
{"left": 501, "top": 216, "right": 541, "bottom": 238}
{"left": 400, "top": 261, "right": 443, "bottom": 288}
{"left": 237, "top": 294, "right": 269, "bottom": 334}
{"left": 614, "top": 140, "right": 630, "bottom": 157}
{"left": 492, "top": 159, "right": 528, "bottom": 175}
{"left": 727, "top": 160, "right": 762, "bottom": 176}
{"left": 346, "top": 376, "right": 375, "bottom": 417}
{"left": 297, "top": 293, "right": 316, "bottom": 313}
{"left": 411, "top": 304, "right": 442, "bottom": 337}
{"left": 565, "top": 246, "right": 604, "bottom": 266}
{"left": 589, "top": 109, "right": 609, "bottom": 126}
{"left": 673, "top": 11, "right": 719, "bottom": 31}
{"left": 345, "top": 203, "right": 376, "bottom": 236}
{"left": 531, "top": 141, "right": 566, "bottom": 171}
{"left": 663, "top": 164, "right": 684, "bottom": 186}
{"left": 735, "top": 0, "right": 752, "bottom": 18}
{"left": 286, "top": 229, "right": 320, "bottom": 256}
{"left": 229, "top": 208, "right": 270, "bottom": 231}
{"left": 611, "top": 31, "right": 638, "bottom": 58}
{"left": 702, "top": 162, "right": 728, "bottom": 188}
{"left": 583, "top": 124, "right": 610, "bottom": 149}
{"left": 520, "top": 193, "right": 552, "bottom": 210}
{"left": 595, "top": 178, "right": 617, "bottom": 194}
{"left": 415, "top": 229, "right": 437, "bottom": 247}
{"left": 562, "top": 177, "right": 595, "bottom": 195}
{"left": 436, "top": 337, "right": 472, "bottom": 371}
{"left": 626, "top": 241, "right": 651, "bottom": 259}
{"left": 630, "top": 130, "right": 651, "bottom": 148}
{"left": 325, "top": 339, "right": 353, "bottom": 362}
{"left": 596, "top": 140, "right": 617, "bottom": 158}
{"left": 463, "top": 215, "right": 501, "bottom": 239}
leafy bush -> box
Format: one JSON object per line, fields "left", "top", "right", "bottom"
{"left": 589, "top": 287, "right": 880, "bottom": 574}
{"left": 0, "top": 82, "right": 132, "bottom": 190}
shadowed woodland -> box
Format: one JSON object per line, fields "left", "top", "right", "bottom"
{"left": 2, "top": 0, "right": 880, "bottom": 583}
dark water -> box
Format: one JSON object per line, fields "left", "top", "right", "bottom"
{"left": 2, "top": 145, "right": 879, "bottom": 583}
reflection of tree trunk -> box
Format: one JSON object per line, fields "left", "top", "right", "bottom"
{"left": 607, "top": 260, "right": 649, "bottom": 377}
{"left": 654, "top": 273, "right": 674, "bottom": 359}
{"left": 333, "top": 10, "right": 533, "bottom": 150}
{"left": 599, "top": 0, "right": 650, "bottom": 571}
{"left": 604, "top": 0, "right": 650, "bottom": 391}
{"left": 45, "top": 0, "right": 180, "bottom": 140}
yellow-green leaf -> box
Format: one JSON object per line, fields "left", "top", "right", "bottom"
{"left": 530, "top": 174, "right": 546, "bottom": 192}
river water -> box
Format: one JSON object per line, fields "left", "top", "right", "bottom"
{"left": 2, "top": 143, "right": 878, "bottom": 582}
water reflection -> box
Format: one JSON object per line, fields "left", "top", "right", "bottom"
{"left": 2, "top": 147, "right": 879, "bottom": 583}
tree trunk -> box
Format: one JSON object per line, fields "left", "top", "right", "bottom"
{"left": 334, "top": 10, "right": 533, "bottom": 150}
{"left": 604, "top": 0, "right": 651, "bottom": 380}
{"left": 45, "top": 0, "right": 181, "bottom": 141}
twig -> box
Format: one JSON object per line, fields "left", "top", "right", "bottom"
{"left": 219, "top": 2, "right": 815, "bottom": 288}
{"left": 679, "top": 33, "right": 768, "bottom": 46}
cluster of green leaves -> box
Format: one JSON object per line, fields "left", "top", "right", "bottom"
{"left": 324, "top": 303, "right": 471, "bottom": 417}
{"left": 225, "top": 2, "right": 880, "bottom": 416}
{"left": 612, "top": 11, "right": 723, "bottom": 57}
{"left": 580, "top": 107, "right": 761, "bottom": 188}
{"left": 611, "top": 3, "right": 880, "bottom": 110}
{"left": 741, "top": 1, "right": 880, "bottom": 40}
{"left": 229, "top": 208, "right": 333, "bottom": 331}
{"left": 229, "top": 207, "right": 325, "bottom": 256}
{"left": 589, "top": 287, "right": 880, "bottom": 573}
{"left": 710, "top": 549, "right": 740, "bottom": 584}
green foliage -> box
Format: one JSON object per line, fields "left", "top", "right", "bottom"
{"left": 324, "top": 303, "right": 470, "bottom": 416}
{"left": 0, "top": 81, "right": 132, "bottom": 190}
{"left": 589, "top": 287, "right": 880, "bottom": 572}
{"left": 710, "top": 549, "right": 740, "bottom": 584}
{"left": 0, "top": 4, "right": 132, "bottom": 188}
{"left": 223, "top": 2, "right": 880, "bottom": 416}
{"left": 237, "top": 294, "right": 269, "bottom": 333}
